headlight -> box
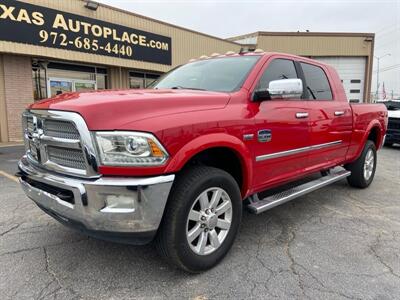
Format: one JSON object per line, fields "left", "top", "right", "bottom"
{"left": 94, "top": 131, "right": 169, "bottom": 166}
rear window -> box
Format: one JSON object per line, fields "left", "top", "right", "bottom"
{"left": 301, "top": 63, "right": 333, "bottom": 100}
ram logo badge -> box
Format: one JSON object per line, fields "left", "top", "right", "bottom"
{"left": 258, "top": 129, "right": 272, "bottom": 142}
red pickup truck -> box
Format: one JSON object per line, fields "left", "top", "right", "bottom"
{"left": 18, "top": 51, "right": 387, "bottom": 272}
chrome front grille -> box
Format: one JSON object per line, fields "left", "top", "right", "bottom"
{"left": 27, "top": 117, "right": 34, "bottom": 132}
{"left": 44, "top": 120, "right": 81, "bottom": 140}
{"left": 22, "top": 110, "right": 99, "bottom": 178}
{"left": 28, "top": 140, "right": 39, "bottom": 161}
{"left": 47, "top": 146, "right": 86, "bottom": 170}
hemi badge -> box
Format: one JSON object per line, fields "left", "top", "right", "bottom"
{"left": 243, "top": 134, "right": 254, "bottom": 141}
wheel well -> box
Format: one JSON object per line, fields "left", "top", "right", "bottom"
{"left": 182, "top": 147, "right": 243, "bottom": 191}
{"left": 367, "top": 126, "right": 380, "bottom": 148}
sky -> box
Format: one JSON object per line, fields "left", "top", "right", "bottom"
{"left": 97, "top": 0, "right": 400, "bottom": 97}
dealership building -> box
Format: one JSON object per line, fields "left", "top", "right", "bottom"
{"left": 0, "top": 0, "right": 374, "bottom": 143}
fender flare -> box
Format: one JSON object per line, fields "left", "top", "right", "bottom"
{"left": 355, "top": 120, "right": 383, "bottom": 158}
{"left": 165, "top": 133, "right": 253, "bottom": 197}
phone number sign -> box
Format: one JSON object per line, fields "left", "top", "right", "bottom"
{"left": 0, "top": 0, "right": 172, "bottom": 65}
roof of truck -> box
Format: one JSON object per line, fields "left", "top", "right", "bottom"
{"left": 186, "top": 51, "right": 333, "bottom": 69}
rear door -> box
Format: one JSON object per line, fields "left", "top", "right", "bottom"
{"left": 251, "top": 58, "right": 311, "bottom": 190}
{"left": 300, "top": 62, "right": 353, "bottom": 170}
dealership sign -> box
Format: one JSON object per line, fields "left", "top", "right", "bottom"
{"left": 0, "top": 0, "right": 172, "bottom": 65}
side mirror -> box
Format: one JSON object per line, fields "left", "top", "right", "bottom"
{"left": 253, "top": 78, "right": 303, "bottom": 101}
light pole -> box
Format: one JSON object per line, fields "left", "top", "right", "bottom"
{"left": 374, "top": 53, "right": 391, "bottom": 99}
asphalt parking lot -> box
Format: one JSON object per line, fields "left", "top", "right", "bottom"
{"left": 0, "top": 145, "right": 399, "bottom": 300}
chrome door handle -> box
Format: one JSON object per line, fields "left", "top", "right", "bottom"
{"left": 334, "top": 111, "right": 345, "bottom": 116}
{"left": 296, "top": 112, "right": 309, "bottom": 119}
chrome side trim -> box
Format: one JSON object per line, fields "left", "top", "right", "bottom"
{"left": 255, "top": 140, "right": 342, "bottom": 162}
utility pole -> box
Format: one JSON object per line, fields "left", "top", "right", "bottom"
{"left": 374, "top": 53, "right": 391, "bottom": 98}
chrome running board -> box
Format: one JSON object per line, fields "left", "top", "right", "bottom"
{"left": 247, "top": 169, "right": 351, "bottom": 214}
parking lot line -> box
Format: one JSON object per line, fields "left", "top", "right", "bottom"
{"left": 0, "top": 170, "right": 18, "bottom": 183}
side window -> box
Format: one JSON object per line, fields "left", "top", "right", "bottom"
{"left": 301, "top": 63, "right": 333, "bottom": 100}
{"left": 257, "top": 59, "right": 298, "bottom": 90}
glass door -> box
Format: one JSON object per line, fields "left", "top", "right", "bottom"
{"left": 48, "top": 79, "right": 73, "bottom": 97}
{"left": 74, "top": 81, "right": 96, "bottom": 92}
{"left": 48, "top": 78, "right": 96, "bottom": 97}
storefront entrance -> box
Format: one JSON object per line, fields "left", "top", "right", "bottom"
{"left": 33, "top": 61, "right": 108, "bottom": 100}
{"left": 48, "top": 78, "right": 96, "bottom": 97}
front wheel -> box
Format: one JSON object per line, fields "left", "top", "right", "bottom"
{"left": 155, "top": 166, "right": 242, "bottom": 273}
{"left": 345, "top": 140, "right": 377, "bottom": 188}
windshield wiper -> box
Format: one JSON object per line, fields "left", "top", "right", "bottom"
{"left": 170, "top": 86, "right": 207, "bottom": 91}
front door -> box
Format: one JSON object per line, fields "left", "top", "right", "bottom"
{"left": 252, "top": 101, "right": 311, "bottom": 190}
{"left": 251, "top": 58, "right": 311, "bottom": 191}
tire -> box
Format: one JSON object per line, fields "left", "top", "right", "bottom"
{"left": 384, "top": 142, "right": 393, "bottom": 147}
{"left": 345, "top": 140, "right": 377, "bottom": 188}
{"left": 155, "top": 166, "right": 242, "bottom": 273}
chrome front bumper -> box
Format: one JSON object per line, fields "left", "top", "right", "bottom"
{"left": 18, "top": 156, "right": 174, "bottom": 244}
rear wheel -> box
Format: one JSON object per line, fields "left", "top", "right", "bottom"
{"left": 155, "top": 166, "right": 242, "bottom": 273}
{"left": 345, "top": 140, "right": 377, "bottom": 188}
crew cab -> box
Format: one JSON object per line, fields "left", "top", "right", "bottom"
{"left": 18, "top": 51, "right": 387, "bottom": 272}
{"left": 383, "top": 100, "right": 400, "bottom": 146}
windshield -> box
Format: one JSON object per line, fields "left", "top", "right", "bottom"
{"left": 151, "top": 56, "right": 260, "bottom": 92}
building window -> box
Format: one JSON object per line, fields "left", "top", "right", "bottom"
{"left": 32, "top": 60, "right": 108, "bottom": 100}
{"left": 350, "top": 79, "right": 361, "bottom": 84}
{"left": 350, "top": 89, "right": 361, "bottom": 93}
{"left": 96, "top": 73, "right": 107, "bottom": 90}
{"left": 129, "top": 71, "right": 161, "bottom": 89}
{"left": 129, "top": 72, "right": 145, "bottom": 89}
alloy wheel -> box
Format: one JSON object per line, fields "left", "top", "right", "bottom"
{"left": 186, "top": 187, "right": 233, "bottom": 255}
{"left": 363, "top": 148, "right": 375, "bottom": 181}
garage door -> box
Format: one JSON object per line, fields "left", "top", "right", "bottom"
{"left": 313, "top": 57, "right": 366, "bottom": 103}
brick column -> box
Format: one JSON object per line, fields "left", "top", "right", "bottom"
{"left": 2, "top": 55, "right": 34, "bottom": 142}
{"left": 108, "top": 67, "right": 129, "bottom": 89}
{"left": 0, "top": 55, "right": 8, "bottom": 142}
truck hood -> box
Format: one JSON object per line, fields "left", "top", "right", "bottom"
{"left": 30, "top": 89, "right": 231, "bottom": 130}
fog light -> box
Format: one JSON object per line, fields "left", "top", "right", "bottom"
{"left": 101, "top": 195, "right": 136, "bottom": 213}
